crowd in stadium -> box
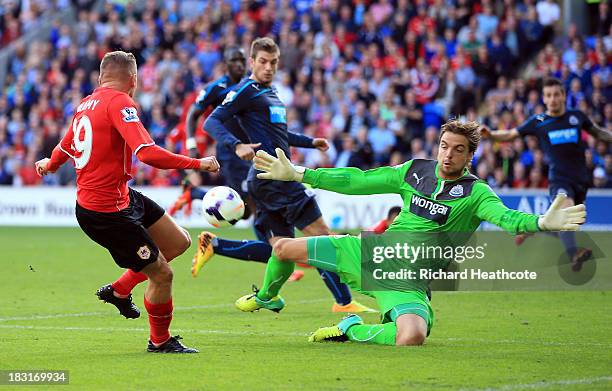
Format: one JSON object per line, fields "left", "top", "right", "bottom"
{"left": 0, "top": 0, "right": 610, "bottom": 189}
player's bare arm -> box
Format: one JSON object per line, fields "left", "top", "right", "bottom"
{"left": 235, "top": 142, "right": 262, "bottom": 160}
{"left": 312, "top": 138, "right": 329, "bottom": 151}
{"left": 35, "top": 158, "right": 52, "bottom": 176}
{"left": 480, "top": 125, "right": 520, "bottom": 142}
{"left": 585, "top": 123, "right": 612, "bottom": 143}
{"left": 34, "top": 127, "right": 74, "bottom": 176}
{"left": 199, "top": 156, "right": 220, "bottom": 172}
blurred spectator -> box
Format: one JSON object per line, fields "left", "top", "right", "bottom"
{"left": 529, "top": 168, "right": 548, "bottom": 189}
{"left": 454, "top": 55, "right": 476, "bottom": 114}
{"left": 512, "top": 161, "right": 529, "bottom": 188}
{"left": 536, "top": 0, "right": 560, "bottom": 43}
{"left": 368, "top": 118, "right": 395, "bottom": 164}
{"left": 593, "top": 166, "right": 611, "bottom": 188}
{"left": 477, "top": 5, "right": 498, "bottom": 39}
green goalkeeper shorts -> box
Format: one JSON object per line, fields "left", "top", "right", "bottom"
{"left": 306, "top": 235, "right": 434, "bottom": 334}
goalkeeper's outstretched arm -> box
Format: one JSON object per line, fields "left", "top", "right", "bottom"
{"left": 474, "top": 183, "right": 586, "bottom": 233}
{"left": 253, "top": 148, "right": 403, "bottom": 195}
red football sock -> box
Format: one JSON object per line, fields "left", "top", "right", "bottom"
{"left": 111, "top": 270, "right": 148, "bottom": 296}
{"left": 144, "top": 297, "right": 173, "bottom": 345}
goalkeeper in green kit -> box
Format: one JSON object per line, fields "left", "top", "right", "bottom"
{"left": 235, "top": 120, "right": 586, "bottom": 346}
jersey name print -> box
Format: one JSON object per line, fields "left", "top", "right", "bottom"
{"left": 76, "top": 99, "right": 101, "bottom": 113}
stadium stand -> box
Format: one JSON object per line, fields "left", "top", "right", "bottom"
{"left": 0, "top": 0, "right": 610, "bottom": 189}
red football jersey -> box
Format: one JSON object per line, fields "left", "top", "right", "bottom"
{"left": 58, "top": 87, "right": 154, "bottom": 212}
{"left": 166, "top": 92, "right": 213, "bottom": 156}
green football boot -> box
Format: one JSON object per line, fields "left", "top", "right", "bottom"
{"left": 235, "top": 285, "right": 285, "bottom": 313}
{"left": 308, "top": 314, "right": 363, "bottom": 342}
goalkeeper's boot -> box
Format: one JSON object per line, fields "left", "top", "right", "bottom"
{"left": 235, "top": 285, "right": 285, "bottom": 313}
{"left": 168, "top": 179, "right": 194, "bottom": 216}
{"left": 147, "top": 335, "right": 198, "bottom": 353}
{"left": 309, "top": 314, "right": 363, "bottom": 342}
{"left": 191, "top": 231, "right": 216, "bottom": 277}
{"left": 96, "top": 284, "right": 140, "bottom": 319}
{"left": 332, "top": 300, "right": 378, "bottom": 313}
{"left": 571, "top": 247, "right": 593, "bottom": 272}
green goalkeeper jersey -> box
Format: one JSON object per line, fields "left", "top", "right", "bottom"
{"left": 303, "top": 159, "right": 540, "bottom": 234}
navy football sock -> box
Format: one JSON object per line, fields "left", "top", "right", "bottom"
{"left": 212, "top": 237, "right": 271, "bottom": 263}
{"left": 559, "top": 231, "right": 577, "bottom": 258}
{"left": 190, "top": 187, "right": 207, "bottom": 200}
{"left": 317, "top": 269, "right": 352, "bottom": 306}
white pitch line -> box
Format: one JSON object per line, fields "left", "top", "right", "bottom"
{"left": 175, "top": 297, "right": 328, "bottom": 311}
{"left": 1, "top": 300, "right": 610, "bottom": 348}
{"left": 1, "top": 324, "right": 610, "bottom": 349}
{"left": 0, "top": 312, "right": 107, "bottom": 322}
{"left": 0, "top": 324, "right": 308, "bottom": 338}
{"left": 441, "top": 337, "right": 612, "bottom": 348}
{"left": 0, "top": 298, "right": 329, "bottom": 322}
{"left": 459, "top": 376, "right": 612, "bottom": 391}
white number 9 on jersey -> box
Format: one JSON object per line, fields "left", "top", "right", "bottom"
{"left": 72, "top": 115, "right": 93, "bottom": 169}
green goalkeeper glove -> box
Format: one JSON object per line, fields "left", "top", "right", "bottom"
{"left": 537, "top": 193, "right": 586, "bottom": 231}
{"left": 254, "top": 148, "right": 305, "bottom": 182}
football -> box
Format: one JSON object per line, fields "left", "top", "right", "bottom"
{"left": 201, "top": 186, "right": 245, "bottom": 228}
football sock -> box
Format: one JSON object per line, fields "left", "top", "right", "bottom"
{"left": 212, "top": 237, "right": 270, "bottom": 263}
{"left": 346, "top": 323, "right": 397, "bottom": 345}
{"left": 257, "top": 254, "right": 294, "bottom": 300}
{"left": 112, "top": 269, "right": 147, "bottom": 296}
{"left": 144, "top": 297, "right": 173, "bottom": 346}
{"left": 559, "top": 231, "right": 577, "bottom": 258}
{"left": 317, "top": 269, "right": 352, "bottom": 305}
{"left": 190, "top": 187, "right": 207, "bottom": 200}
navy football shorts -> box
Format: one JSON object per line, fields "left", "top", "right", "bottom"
{"left": 549, "top": 180, "right": 587, "bottom": 205}
{"left": 248, "top": 178, "right": 322, "bottom": 242}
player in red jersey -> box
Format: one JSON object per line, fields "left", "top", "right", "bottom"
{"left": 35, "top": 51, "right": 219, "bottom": 353}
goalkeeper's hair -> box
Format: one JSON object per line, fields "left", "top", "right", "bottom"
{"left": 439, "top": 119, "right": 481, "bottom": 153}
{"left": 250, "top": 37, "right": 279, "bottom": 59}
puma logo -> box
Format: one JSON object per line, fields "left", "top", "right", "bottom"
{"left": 413, "top": 173, "right": 423, "bottom": 185}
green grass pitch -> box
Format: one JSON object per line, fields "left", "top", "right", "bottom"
{"left": 1, "top": 227, "right": 610, "bottom": 390}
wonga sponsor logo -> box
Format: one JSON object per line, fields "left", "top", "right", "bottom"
{"left": 269, "top": 106, "right": 286, "bottom": 124}
{"left": 410, "top": 194, "right": 451, "bottom": 224}
{"left": 548, "top": 128, "right": 578, "bottom": 145}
